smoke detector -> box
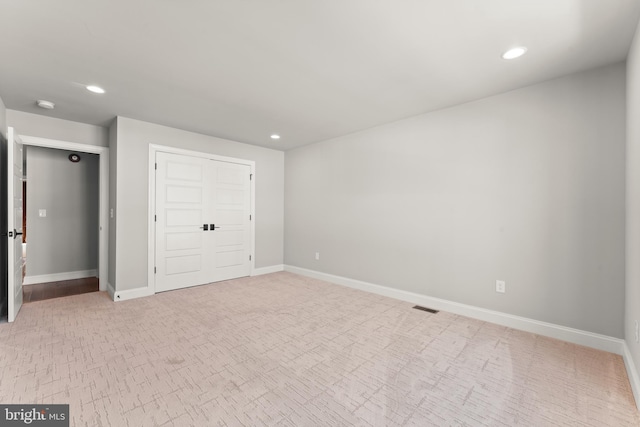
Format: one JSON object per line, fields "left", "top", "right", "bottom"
{"left": 36, "top": 100, "right": 55, "bottom": 109}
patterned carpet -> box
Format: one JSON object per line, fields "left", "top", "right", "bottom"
{"left": 0, "top": 272, "right": 638, "bottom": 426}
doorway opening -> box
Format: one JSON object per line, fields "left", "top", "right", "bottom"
{"left": 20, "top": 135, "right": 109, "bottom": 297}
{"left": 22, "top": 145, "right": 101, "bottom": 303}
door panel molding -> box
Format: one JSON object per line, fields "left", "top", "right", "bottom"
{"left": 148, "top": 144, "right": 256, "bottom": 295}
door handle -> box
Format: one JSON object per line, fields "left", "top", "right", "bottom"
{"left": 6, "top": 230, "right": 23, "bottom": 239}
{"left": 199, "top": 224, "right": 209, "bottom": 231}
{"left": 210, "top": 224, "right": 220, "bottom": 231}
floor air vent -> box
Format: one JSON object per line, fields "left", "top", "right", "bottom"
{"left": 413, "top": 305, "right": 439, "bottom": 314}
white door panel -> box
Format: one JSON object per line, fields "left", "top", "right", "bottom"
{"left": 216, "top": 209, "right": 245, "bottom": 225}
{"left": 165, "top": 255, "right": 202, "bottom": 275}
{"left": 165, "top": 232, "right": 202, "bottom": 251}
{"left": 216, "top": 250, "right": 245, "bottom": 267}
{"left": 217, "top": 166, "right": 245, "bottom": 184}
{"left": 165, "top": 209, "right": 202, "bottom": 226}
{"left": 166, "top": 162, "right": 203, "bottom": 181}
{"left": 165, "top": 185, "right": 202, "bottom": 203}
{"left": 216, "top": 230, "right": 244, "bottom": 247}
{"left": 217, "top": 189, "right": 244, "bottom": 204}
{"left": 210, "top": 161, "right": 251, "bottom": 282}
{"left": 155, "top": 153, "right": 209, "bottom": 292}
{"left": 7, "top": 127, "right": 24, "bottom": 322}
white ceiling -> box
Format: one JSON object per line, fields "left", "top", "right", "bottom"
{"left": 1, "top": 1, "right": 639, "bottom": 150}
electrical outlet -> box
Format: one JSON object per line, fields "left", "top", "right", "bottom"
{"left": 315, "top": 252, "right": 320, "bottom": 261}
{"left": 495, "top": 280, "right": 506, "bottom": 293}
{"left": 635, "top": 320, "right": 639, "bottom": 343}
{"left": 38, "top": 209, "right": 47, "bottom": 218}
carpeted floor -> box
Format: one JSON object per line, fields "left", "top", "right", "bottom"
{"left": 0, "top": 272, "right": 637, "bottom": 426}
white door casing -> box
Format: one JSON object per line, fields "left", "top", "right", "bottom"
{"left": 7, "top": 127, "right": 24, "bottom": 322}
{"left": 154, "top": 149, "right": 253, "bottom": 293}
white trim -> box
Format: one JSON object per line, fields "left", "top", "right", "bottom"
{"left": 284, "top": 265, "right": 625, "bottom": 355}
{"left": 250, "top": 164, "right": 256, "bottom": 276}
{"left": 623, "top": 342, "right": 640, "bottom": 409}
{"left": 20, "top": 135, "right": 109, "bottom": 292}
{"left": 107, "top": 282, "right": 116, "bottom": 300}
{"left": 148, "top": 144, "right": 256, "bottom": 294}
{"left": 23, "top": 269, "right": 97, "bottom": 285}
{"left": 147, "top": 145, "right": 156, "bottom": 295}
{"left": 252, "top": 264, "right": 284, "bottom": 276}
{"left": 113, "top": 286, "right": 154, "bottom": 302}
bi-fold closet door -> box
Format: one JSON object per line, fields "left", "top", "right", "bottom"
{"left": 155, "top": 151, "right": 251, "bottom": 293}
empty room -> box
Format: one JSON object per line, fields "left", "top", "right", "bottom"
{"left": 2, "top": 1, "right": 640, "bottom": 426}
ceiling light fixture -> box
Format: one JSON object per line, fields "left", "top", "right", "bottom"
{"left": 502, "top": 47, "right": 527, "bottom": 60}
{"left": 86, "top": 85, "right": 105, "bottom": 94}
{"left": 270, "top": 134, "right": 281, "bottom": 140}
{"left": 36, "top": 100, "right": 55, "bottom": 109}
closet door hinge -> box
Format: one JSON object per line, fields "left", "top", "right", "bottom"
{"left": 249, "top": 214, "right": 252, "bottom": 221}
{"left": 250, "top": 173, "right": 253, "bottom": 181}
{"left": 249, "top": 255, "right": 252, "bottom": 261}
{"left": 154, "top": 267, "right": 157, "bottom": 274}
{"left": 155, "top": 163, "right": 157, "bottom": 170}
{"left": 154, "top": 215, "right": 157, "bottom": 222}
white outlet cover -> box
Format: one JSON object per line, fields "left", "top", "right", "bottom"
{"left": 496, "top": 280, "right": 506, "bottom": 293}
{"left": 38, "top": 209, "right": 47, "bottom": 217}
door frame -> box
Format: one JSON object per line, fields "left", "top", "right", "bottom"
{"left": 148, "top": 144, "right": 256, "bottom": 294}
{"left": 20, "top": 135, "right": 109, "bottom": 292}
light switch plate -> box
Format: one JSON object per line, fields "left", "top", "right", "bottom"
{"left": 39, "top": 209, "right": 47, "bottom": 217}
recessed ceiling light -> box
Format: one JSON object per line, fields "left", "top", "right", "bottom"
{"left": 502, "top": 47, "right": 527, "bottom": 60}
{"left": 86, "top": 85, "right": 105, "bottom": 94}
{"left": 270, "top": 134, "right": 281, "bottom": 140}
{"left": 36, "top": 100, "right": 55, "bottom": 109}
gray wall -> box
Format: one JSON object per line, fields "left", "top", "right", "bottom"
{"left": 285, "top": 63, "right": 626, "bottom": 338}
{"left": 0, "top": 95, "right": 6, "bottom": 139}
{"left": 626, "top": 19, "right": 640, "bottom": 379}
{"left": 26, "top": 146, "right": 99, "bottom": 277}
{"left": 7, "top": 110, "right": 108, "bottom": 147}
{"left": 112, "top": 117, "right": 284, "bottom": 291}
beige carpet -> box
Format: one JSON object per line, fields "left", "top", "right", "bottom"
{"left": 0, "top": 272, "right": 638, "bottom": 426}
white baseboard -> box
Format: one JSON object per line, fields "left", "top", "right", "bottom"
{"left": 113, "top": 286, "right": 154, "bottom": 302}
{"left": 23, "top": 269, "right": 97, "bottom": 285}
{"left": 284, "top": 265, "right": 625, "bottom": 356}
{"left": 623, "top": 342, "right": 640, "bottom": 409}
{"left": 252, "top": 264, "right": 284, "bottom": 276}
{"left": 111, "top": 264, "right": 285, "bottom": 302}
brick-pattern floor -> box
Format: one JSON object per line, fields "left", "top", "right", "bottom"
{"left": 0, "top": 272, "right": 638, "bottom": 426}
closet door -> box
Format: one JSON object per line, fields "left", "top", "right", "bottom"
{"left": 209, "top": 160, "right": 251, "bottom": 282}
{"left": 155, "top": 153, "right": 252, "bottom": 293}
{"left": 155, "top": 152, "right": 209, "bottom": 292}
